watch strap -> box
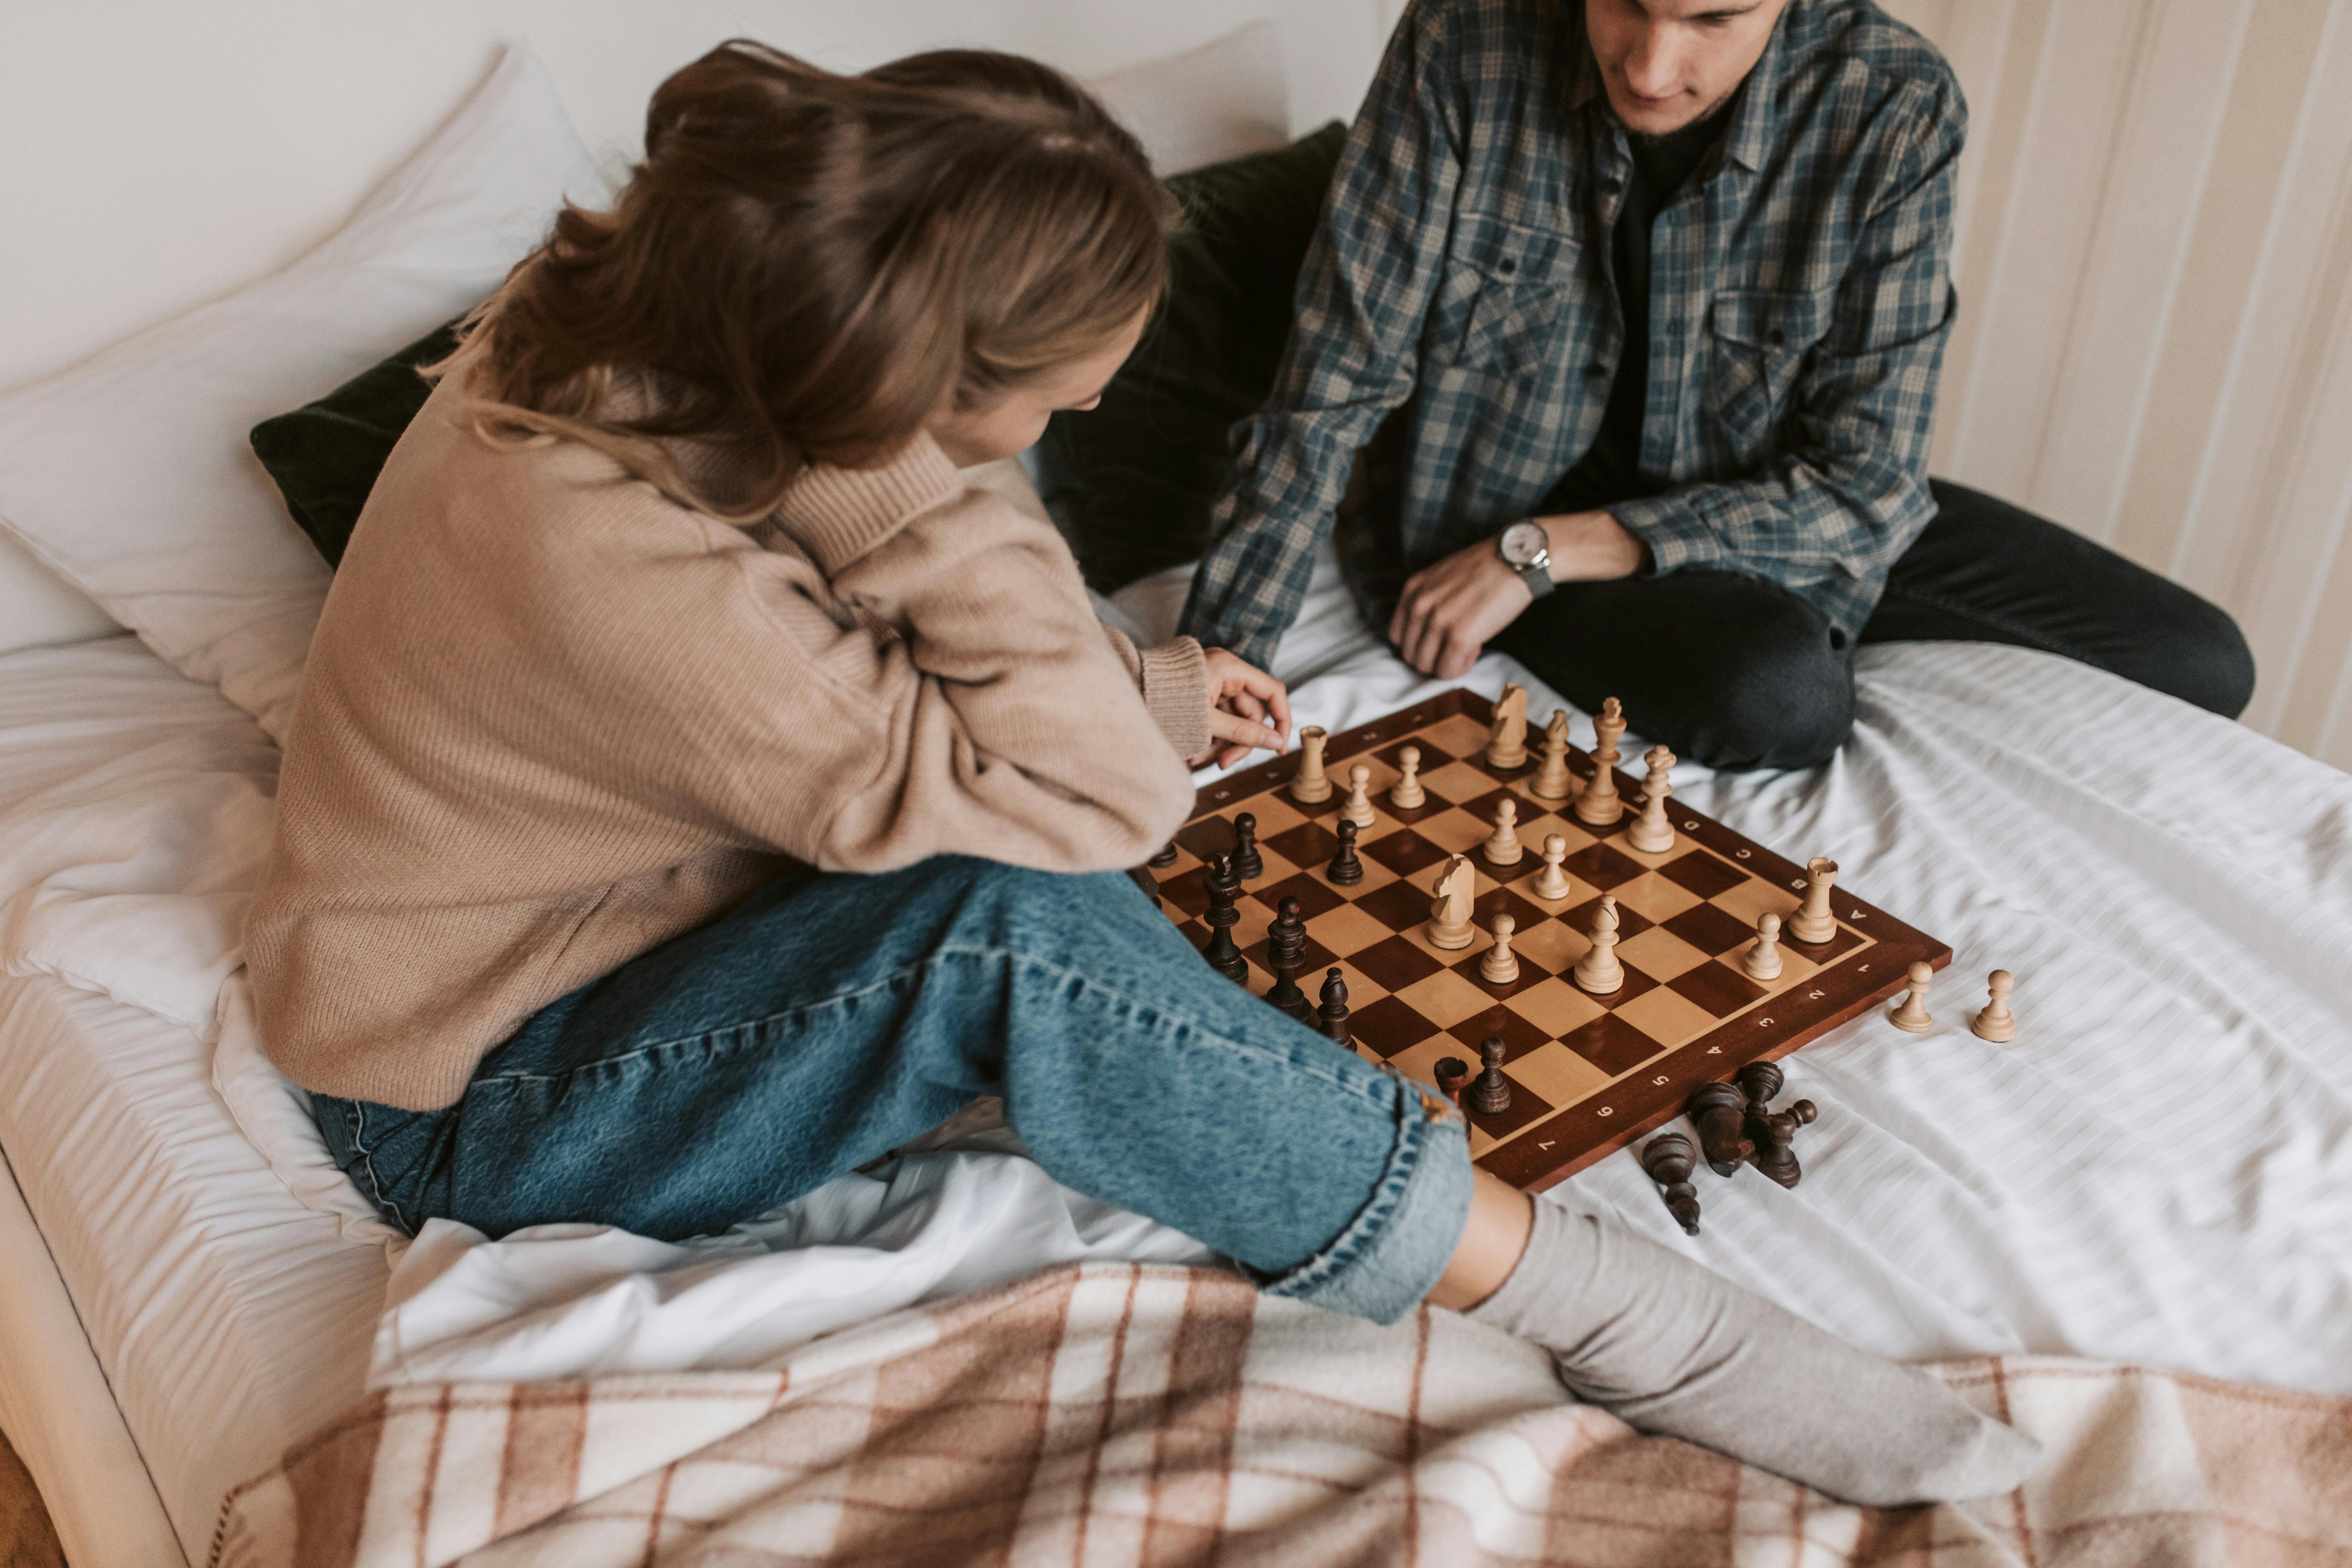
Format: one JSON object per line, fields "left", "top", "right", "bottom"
{"left": 1516, "top": 560, "right": 1555, "bottom": 599}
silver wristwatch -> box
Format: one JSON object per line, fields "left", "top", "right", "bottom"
{"left": 1498, "top": 520, "right": 1554, "bottom": 599}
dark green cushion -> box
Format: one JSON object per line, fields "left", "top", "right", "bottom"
{"left": 1036, "top": 122, "right": 1347, "bottom": 593}
{"left": 249, "top": 321, "right": 461, "bottom": 567}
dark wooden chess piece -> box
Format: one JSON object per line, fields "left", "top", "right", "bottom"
{"left": 1202, "top": 852, "right": 1247, "bottom": 982}
{"left": 1467, "top": 1035, "right": 1513, "bottom": 1114}
{"left": 1316, "top": 967, "right": 1352, "bottom": 1046}
{"left": 1734, "top": 1060, "right": 1785, "bottom": 1119}
{"left": 1149, "top": 841, "right": 1179, "bottom": 868}
{"left": 1232, "top": 812, "right": 1262, "bottom": 880}
{"left": 1685, "top": 1082, "right": 1754, "bottom": 1177}
{"left": 1640, "top": 1133, "right": 1703, "bottom": 1235}
{"left": 1434, "top": 1057, "right": 1470, "bottom": 1108}
{"left": 1749, "top": 1100, "right": 1817, "bottom": 1189}
{"left": 1327, "top": 818, "right": 1364, "bottom": 886}
{"left": 1265, "top": 897, "right": 1310, "bottom": 1020}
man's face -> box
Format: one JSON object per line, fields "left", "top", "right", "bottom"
{"left": 1585, "top": 0, "right": 1792, "bottom": 137}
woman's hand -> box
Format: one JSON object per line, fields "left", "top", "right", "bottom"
{"left": 1190, "top": 649, "right": 1293, "bottom": 769}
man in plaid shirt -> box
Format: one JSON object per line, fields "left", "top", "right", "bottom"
{"left": 1178, "top": 0, "right": 2252, "bottom": 768}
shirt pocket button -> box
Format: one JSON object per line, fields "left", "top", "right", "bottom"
{"left": 1498, "top": 258, "right": 1518, "bottom": 276}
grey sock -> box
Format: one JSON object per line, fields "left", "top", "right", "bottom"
{"left": 1468, "top": 1202, "right": 2042, "bottom": 1505}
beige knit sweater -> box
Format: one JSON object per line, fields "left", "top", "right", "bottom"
{"left": 247, "top": 380, "right": 1207, "bottom": 1111}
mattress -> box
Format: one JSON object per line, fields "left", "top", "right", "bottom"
{"left": 4, "top": 546, "right": 2352, "bottom": 1559}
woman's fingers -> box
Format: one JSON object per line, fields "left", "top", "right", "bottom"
{"left": 1207, "top": 707, "right": 1284, "bottom": 752}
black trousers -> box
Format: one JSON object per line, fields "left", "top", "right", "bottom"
{"left": 1489, "top": 481, "right": 2255, "bottom": 772}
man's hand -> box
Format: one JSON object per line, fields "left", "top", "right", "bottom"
{"left": 1388, "top": 511, "right": 1650, "bottom": 678}
{"left": 1190, "top": 648, "right": 1294, "bottom": 769}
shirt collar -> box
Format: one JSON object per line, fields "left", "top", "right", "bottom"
{"left": 1570, "top": 0, "right": 1797, "bottom": 176}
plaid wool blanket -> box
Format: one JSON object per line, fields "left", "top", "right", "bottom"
{"left": 210, "top": 1261, "right": 2352, "bottom": 1567}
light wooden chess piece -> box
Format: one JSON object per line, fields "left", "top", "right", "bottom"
{"left": 1339, "top": 763, "right": 1376, "bottom": 829}
{"left": 1788, "top": 856, "right": 1839, "bottom": 944}
{"left": 1530, "top": 709, "right": 1575, "bottom": 801}
{"left": 1574, "top": 698, "right": 1626, "bottom": 826}
{"left": 1291, "top": 727, "right": 1331, "bottom": 804}
{"left": 1531, "top": 834, "right": 1572, "bottom": 901}
{"left": 1627, "top": 745, "right": 1677, "bottom": 853}
{"left": 1890, "top": 960, "right": 1934, "bottom": 1031}
{"left": 1389, "top": 744, "right": 1426, "bottom": 809}
{"left": 1482, "top": 798, "right": 1523, "bottom": 866}
{"left": 1742, "top": 911, "right": 1784, "bottom": 981}
{"left": 1480, "top": 913, "right": 1520, "bottom": 984}
{"left": 1485, "top": 684, "right": 1529, "bottom": 769}
{"left": 1573, "top": 894, "right": 1623, "bottom": 994}
{"left": 1972, "top": 969, "right": 2017, "bottom": 1043}
{"left": 1427, "top": 855, "right": 1477, "bottom": 950}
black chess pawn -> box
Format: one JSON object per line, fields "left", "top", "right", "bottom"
{"left": 1749, "top": 1100, "right": 1817, "bottom": 1189}
{"left": 1685, "top": 1082, "right": 1754, "bottom": 1178}
{"left": 1149, "top": 841, "right": 1179, "bottom": 868}
{"left": 1232, "top": 812, "right": 1263, "bottom": 880}
{"left": 1327, "top": 818, "right": 1364, "bottom": 886}
{"left": 1640, "top": 1133, "right": 1704, "bottom": 1235}
{"left": 1265, "top": 897, "right": 1310, "bottom": 1020}
{"left": 1734, "top": 1060, "right": 1785, "bottom": 1121}
{"left": 1467, "top": 1035, "right": 1513, "bottom": 1115}
{"left": 1433, "top": 1057, "right": 1470, "bottom": 1108}
{"left": 1201, "top": 852, "right": 1247, "bottom": 982}
{"left": 1317, "top": 967, "right": 1352, "bottom": 1046}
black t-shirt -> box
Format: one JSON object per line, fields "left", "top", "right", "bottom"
{"left": 1542, "top": 100, "right": 1734, "bottom": 517}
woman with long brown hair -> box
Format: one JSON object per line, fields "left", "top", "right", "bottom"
{"left": 244, "top": 40, "right": 2034, "bottom": 1505}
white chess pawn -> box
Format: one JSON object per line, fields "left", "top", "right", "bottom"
{"left": 1972, "top": 970, "right": 2017, "bottom": 1043}
{"left": 1389, "top": 744, "right": 1426, "bottom": 809}
{"left": 1742, "top": 911, "right": 1784, "bottom": 981}
{"left": 1573, "top": 895, "right": 1623, "bottom": 994}
{"left": 1480, "top": 913, "right": 1520, "bottom": 984}
{"left": 1291, "top": 727, "right": 1331, "bottom": 804}
{"left": 1340, "top": 763, "right": 1377, "bottom": 829}
{"left": 1530, "top": 709, "right": 1575, "bottom": 801}
{"left": 1789, "top": 856, "right": 1840, "bottom": 944}
{"left": 1531, "top": 834, "right": 1572, "bottom": 901}
{"left": 1627, "top": 745, "right": 1676, "bottom": 853}
{"left": 1890, "top": 960, "right": 1934, "bottom": 1031}
{"left": 1482, "top": 798, "right": 1523, "bottom": 866}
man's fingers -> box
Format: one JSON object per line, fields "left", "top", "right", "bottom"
{"left": 1207, "top": 708, "right": 1283, "bottom": 751}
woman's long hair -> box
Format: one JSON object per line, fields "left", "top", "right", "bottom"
{"left": 436, "top": 41, "right": 1171, "bottom": 519}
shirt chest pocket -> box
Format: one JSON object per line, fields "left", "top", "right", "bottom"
{"left": 1705, "top": 286, "right": 1838, "bottom": 453}
{"left": 1437, "top": 214, "right": 1582, "bottom": 375}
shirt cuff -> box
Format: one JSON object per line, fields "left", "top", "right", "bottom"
{"left": 1137, "top": 636, "right": 1211, "bottom": 760}
{"left": 1605, "top": 493, "right": 1727, "bottom": 578}
{"left": 775, "top": 433, "right": 966, "bottom": 575}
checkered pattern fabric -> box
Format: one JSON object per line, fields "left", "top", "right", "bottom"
{"left": 1180, "top": 0, "right": 1967, "bottom": 668}
{"left": 1155, "top": 706, "right": 1871, "bottom": 1171}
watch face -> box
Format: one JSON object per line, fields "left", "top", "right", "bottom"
{"left": 1501, "top": 521, "right": 1547, "bottom": 567}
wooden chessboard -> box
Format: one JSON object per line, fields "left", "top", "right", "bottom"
{"left": 1147, "top": 687, "right": 1950, "bottom": 1191}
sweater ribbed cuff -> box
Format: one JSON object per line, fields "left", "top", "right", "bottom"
{"left": 777, "top": 434, "right": 966, "bottom": 575}
{"left": 1138, "top": 636, "right": 1211, "bottom": 759}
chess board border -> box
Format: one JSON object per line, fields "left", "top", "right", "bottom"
{"left": 1181, "top": 688, "right": 1952, "bottom": 1190}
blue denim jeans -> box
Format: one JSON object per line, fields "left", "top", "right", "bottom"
{"left": 314, "top": 857, "right": 1472, "bottom": 1323}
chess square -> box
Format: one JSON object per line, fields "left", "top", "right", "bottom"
{"left": 1563, "top": 841, "right": 1647, "bottom": 890}
{"left": 1503, "top": 1041, "right": 1614, "bottom": 1109}
{"left": 1419, "top": 759, "right": 1496, "bottom": 804}
{"left": 1613, "top": 925, "right": 1710, "bottom": 983}
{"left": 1158, "top": 863, "right": 1213, "bottom": 919}
{"left": 1502, "top": 975, "right": 1607, "bottom": 1037}
{"left": 1417, "top": 807, "right": 1494, "bottom": 856}
{"left": 1305, "top": 902, "right": 1395, "bottom": 959}
{"left": 1508, "top": 916, "right": 1588, "bottom": 976}
{"left": 1174, "top": 816, "right": 1246, "bottom": 863}
{"left": 1663, "top": 901, "right": 1760, "bottom": 956}
{"left": 1562, "top": 1011, "right": 1668, "bottom": 1075}
{"left": 1351, "top": 994, "right": 1440, "bottom": 1058}
{"left": 1256, "top": 870, "right": 1348, "bottom": 922}
{"left": 1614, "top": 983, "right": 1719, "bottom": 1046}
{"left": 1471, "top": 883, "right": 1549, "bottom": 938}
{"left": 1394, "top": 967, "right": 1499, "bottom": 1029}
{"left": 1364, "top": 827, "right": 1451, "bottom": 877}
{"left": 1424, "top": 713, "right": 1494, "bottom": 759}
{"left": 1667, "top": 961, "right": 1771, "bottom": 1017}
{"left": 1355, "top": 878, "right": 1434, "bottom": 933}
{"left": 1262, "top": 820, "right": 1341, "bottom": 871}
{"left": 1659, "top": 849, "right": 1746, "bottom": 899}
{"left": 1349, "top": 933, "right": 1445, "bottom": 992}
{"left": 1610, "top": 870, "right": 1703, "bottom": 925}
{"left": 1710, "top": 876, "right": 1802, "bottom": 928}
{"left": 1446, "top": 1003, "right": 1551, "bottom": 1060}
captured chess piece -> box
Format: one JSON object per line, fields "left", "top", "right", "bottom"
{"left": 1390, "top": 744, "right": 1427, "bottom": 809}
{"left": 1486, "top": 683, "right": 1529, "bottom": 768}
{"left": 1149, "top": 841, "right": 1179, "bottom": 868}
{"left": 1972, "top": 970, "right": 2017, "bottom": 1043}
{"left": 1231, "top": 812, "right": 1262, "bottom": 880}
{"left": 1531, "top": 833, "right": 1572, "bottom": 902}
{"left": 1572, "top": 894, "right": 1623, "bottom": 993}
{"left": 1340, "top": 763, "right": 1377, "bottom": 829}
{"left": 1742, "top": 912, "right": 1784, "bottom": 981}
{"left": 1574, "top": 698, "right": 1626, "bottom": 826}
{"left": 1733, "top": 1060, "right": 1784, "bottom": 1121}
{"left": 1482, "top": 798, "right": 1523, "bottom": 866}
{"left": 1685, "top": 1081, "right": 1755, "bottom": 1177}
{"left": 1427, "top": 855, "right": 1477, "bottom": 950}
{"left": 1291, "top": 726, "right": 1331, "bottom": 804}
{"left": 1201, "top": 852, "right": 1247, "bottom": 982}
{"left": 1317, "top": 967, "right": 1352, "bottom": 1047}
{"left": 1480, "top": 913, "right": 1520, "bottom": 984}
{"left": 1530, "top": 709, "right": 1575, "bottom": 801}
{"left": 1789, "top": 856, "right": 1840, "bottom": 944}
{"left": 1641, "top": 1133, "right": 1704, "bottom": 1235}
{"left": 1434, "top": 1057, "right": 1470, "bottom": 1107}
{"left": 1750, "top": 1100, "right": 1817, "bottom": 1189}
{"left": 1326, "top": 818, "right": 1365, "bottom": 886}
{"left": 1890, "top": 960, "right": 1934, "bottom": 1031}
{"left": 1627, "top": 746, "right": 1677, "bottom": 854}
{"left": 1467, "top": 1035, "right": 1513, "bottom": 1114}
{"left": 1265, "top": 896, "right": 1310, "bottom": 1020}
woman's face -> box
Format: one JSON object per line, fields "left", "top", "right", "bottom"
{"left": 926, "top": 306, "right": 1152, "bottom": 468}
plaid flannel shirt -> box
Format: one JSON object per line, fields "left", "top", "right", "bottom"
{"left": 1179, "top": 0, "right": 1965, "bottom": 669}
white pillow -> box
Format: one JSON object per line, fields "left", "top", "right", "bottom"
{"left": 1090, "top": 20, "right": 1292, "bottom": 176}
{"left": 0, "top": 44, "right": 608, "bottom": 741}
{"left": 0, "top": 531, "right": 115, "bottom": 654}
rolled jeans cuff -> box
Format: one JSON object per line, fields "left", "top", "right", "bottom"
{"left": 1245, "top": 1091, "right": 1474, "bottom": 1324}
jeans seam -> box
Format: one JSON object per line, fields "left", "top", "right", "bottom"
{"left": 341, "top": 1100, "right": 413, "bottom": 1234}
{"left": 1875, "top": 582, "right": 2087, "bottom": 663}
